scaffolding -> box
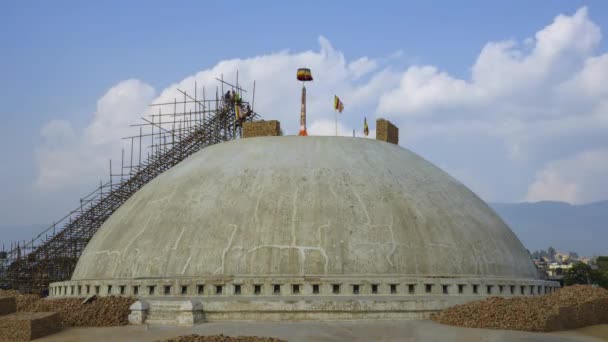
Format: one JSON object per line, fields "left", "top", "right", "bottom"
{"left": 0, "top": 76, "right": 260, "bottom": 294}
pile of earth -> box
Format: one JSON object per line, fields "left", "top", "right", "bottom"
{"left": 159, "top": 335, "right": 286, "bottom": 342}
{"left": 0, "top": 290, "right": 135, "bottom": 326}
{"left": 431, "top": 285, "right": 608, "bottom": 331}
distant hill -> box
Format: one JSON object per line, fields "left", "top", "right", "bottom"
{"left": 489, "top": 201, "right": 608, "bottom": 257}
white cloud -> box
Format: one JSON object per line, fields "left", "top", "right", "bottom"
{"left": 35, "top": 80, "right": 155, "bottom": 190}
{"left": 309, "top": 119, "right": 352, "bottom": 136}
{"left": 34, "top": 8, "right": 608, "bottom": 205}
{"left": 378, "top": 65, "right": 475, "bottom": 116}
{"left": 375, "top": 7, "right": 608, "bottom": 202}
{"left": 87, "top": 80, "right": 156, "bottom": 146}
{"left": 526, "top": 148, "right": 608, "bottom": 204}
{"left": 146, "top": 36, "right": 397, "bottom": 137}
{"left": 308, "top": 118, "right": 375, "bottom": 139}
{"left": 378, "top": 7, "right": 603, "bottom": 120}
{"left": 348, "top": 57, "right": 378, "bottom": 79}
{"left": 35, "top": 38, "right": 391, "bottom": 191}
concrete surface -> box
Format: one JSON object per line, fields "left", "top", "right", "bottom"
{"left": 71, "top": 136, "right": 537, "bottom": 280}
{"left": 36, "top": 320, "right": 608, "bottom": 342}
{"left": 51, "top": 136, "right": 560, "bottom": 321}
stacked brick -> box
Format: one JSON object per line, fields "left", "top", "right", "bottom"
{"left": 0, "top": 297, "right": 15, "bottom": 316}
{"left": 21, "top": 296, "right": 134, "bottom": 327}
{"left": 243, "top": 120, "right": 281, "bottom": 138}
{"left": 0, "top": 290, "right": 134, "bottom": 328}
{"left": 431, "top": 285, "right": 608, "bottom": 331}
{"left": 0, "top": 312, "right": 61, "bottom": 341}
{"left": 1, "top": 292, "right": 61, "bottom": 341}
{"left": 376, "top": 119, "right": 398, "bottom": 145}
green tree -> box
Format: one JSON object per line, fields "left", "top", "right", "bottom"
{"left": 564, "top": 262, "right": 592, "bottom": 285}
{"left": 564, "top": 261, "right": 608, "bottom": 289}
{"left": 594, "top": 256, "right": 608, "bottom": 289}
{"left": 596, "top": 256, "right": 608, "bottom": 270}
{"left": 548, "top": 246, "right": 556, "bottom": 260}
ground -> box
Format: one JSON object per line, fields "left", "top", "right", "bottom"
{"left": 35, "top": 320, "right": 608, "bottom": 342}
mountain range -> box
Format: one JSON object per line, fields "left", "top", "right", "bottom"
{"left": 490, "top": 201, "right": 608, "bottom": 257}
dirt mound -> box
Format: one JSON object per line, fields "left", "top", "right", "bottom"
{"left": 431, "top": 285, "right": 608, "bottom": 331}
{"left": 0, "top": 290, "right": 21, "bottom": 298}
{"left": 159, "top": 336, "right": 286, "bottom": 342}
{"left": 0, "top": 290, "right": 135, "bottom": 327}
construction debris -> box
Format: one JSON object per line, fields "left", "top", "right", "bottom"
{"left": 0, "top": 290, "right": 135, "bottom": 327}
{"left": 0, "top": 312, "right": 61, "bottom": 341}
{"left": 159, "top": 335, "right": 287, "bottom": 342}
{"left": 0, "top": 297, "right": 16, "bottom": 316}
{"left": 81, "top": 294, "right": 96, "bottom": 304}
{"left": 376, "top": 119, "right": 399, "bottom": 145}
{"left": 242, "top": 120, "right": 281, "bottom": 138}
{"left": 431, "top": 285, "right": 608, "bottom": 331}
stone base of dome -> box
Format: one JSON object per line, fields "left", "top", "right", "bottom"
{"left": 127, "top": 296, "right": 469, "bottom": 325}
{"left": 50, "top": 276, "right": 559, "bottom": 298}
{"left": 50, "top": 276, "right": 559, "bottom": 324}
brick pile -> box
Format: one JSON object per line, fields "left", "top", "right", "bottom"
{"left": 0, "top": 297, "right": 16, "bottom": 316}
{"left": 0, "top": 312, "right": 61, "bottom": 341}
{"left": 376, "top": 119, "right": 398, "bottom": 145}
{"left": 159, "top": 335, "right": 286, "bottom": 342}
{"left": 0, "top": 291, "right": 20, "bottom": 299}
{"left": 0, "top": 290, "right": 135, "bottom": 327}
{"left": 431, "top": 285, "right": 608, "bottom": 331}
{"left": 242, "top": 120, "right": 281, "bottom": 138}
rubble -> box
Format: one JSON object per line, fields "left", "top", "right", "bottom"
{"left": 242, "top": 120, "right": 281, "bottom": 138}
{"left": 0, "top": 297, "right": 16, "bottom": 316}
{"left": 431, "top": 285, "right": 608, "bottom": 331}
{"left": 0, "top": 290, "right": 135, "bottom": 327}
{"left": 159, "top": 335, "right": 286, "bottom": 342}
{"left": 0, "top": 312, "right": 61, "bottom": 341}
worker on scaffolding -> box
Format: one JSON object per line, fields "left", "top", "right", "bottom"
{"left": 224, "top": 91, "right": 232, "bottom": 107}
{"left": 233, "top": 90, "right": 242, "bottom": 122}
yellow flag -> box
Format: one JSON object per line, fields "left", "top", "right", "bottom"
{"left": 334, "top": 95, "right": 344, "bottom": 113}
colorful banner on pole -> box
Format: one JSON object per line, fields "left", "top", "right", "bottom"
{"left": 333, "top": 95, "right": 344, "bottom": 113}
{"left": 297, "top": 68, "right": 313, "bottom": 81}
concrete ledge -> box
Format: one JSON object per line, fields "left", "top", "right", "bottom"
{"left": 0, "top": 297, "right": 16, "bottom": 316}
{"left": 50, "top": 276, "right": 559, "bottom": 325}
{"left": 125, "top": 294, "right": 540, "bottom": 324}
{"left": 50, "top": 276, "right": 560, "bottom": 298}
{"left": 0, "top": 312, "right": 61, "bottom": 341}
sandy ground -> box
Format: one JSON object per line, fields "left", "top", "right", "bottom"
{"left": 559, "top": 325, "right": 608, "bottom": 341}
{"left": 35, "top": 320, "right": 608, "bottom": 342}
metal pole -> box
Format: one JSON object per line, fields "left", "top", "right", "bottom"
{"left": 130, "top": 137, "right": 134, "bottom": 175}
{"left": 252, "top": 80, "right": 256, "bottom": 113}
{"left": 335, "top": 111, "right": 338, "bottom": 136}
{"left": 139, "top": 126, "right": 142, "bottom": 168}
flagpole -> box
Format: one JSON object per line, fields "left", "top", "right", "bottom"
{"left": 335, "top": 111, "right": 338, "bottom": 136}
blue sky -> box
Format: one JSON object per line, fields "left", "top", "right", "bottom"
{"left": 3, "top": 1, "right": 606, "bottom": 120}
{"left": 1, "top": 1, "right": 608, "bottom": 252}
